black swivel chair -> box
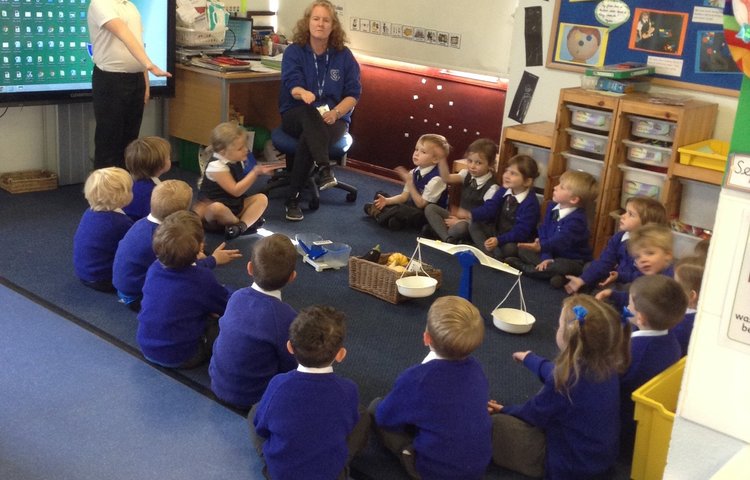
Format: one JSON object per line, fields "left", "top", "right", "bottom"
{"left": 260, "top": 128, "right": 358, "bottom": 210}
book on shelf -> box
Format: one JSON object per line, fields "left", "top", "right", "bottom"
{"left": 416, "top": 237, "right": 520, "bottom": 275}
{"left": 189, "top": 56, "right": 252, "bottom": 72}
{"left": 585, "top": 62, "right": 655, "bottom": 79}
{"left": 582, "top": 76, "right": 652, "bottom": 94}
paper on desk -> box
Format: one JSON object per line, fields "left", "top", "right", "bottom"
{"left": 416, "top": 237, "right": 520, "bottom": 275}
{"left": 250, "top": 61, "right": 280, "bottom": 73}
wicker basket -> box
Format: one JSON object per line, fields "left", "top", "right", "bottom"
{"left": 176, "top": 26, "right": 227, "bottom": 47}
{"left": 348, "top": 254, "right": 442, "bottom": 304}
{"left": 0, "top": 170, "right": 58, "bottom": 194}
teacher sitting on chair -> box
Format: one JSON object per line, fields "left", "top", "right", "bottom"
{"left": 280, "top": 0, "right": 361, "bottom": 221}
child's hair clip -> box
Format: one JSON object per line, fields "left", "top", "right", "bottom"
{"left": 621, "top": 306, "right": 634, "bottom": 326}
{"left": 572, "top": 305, "right": 588, "bottom": 326}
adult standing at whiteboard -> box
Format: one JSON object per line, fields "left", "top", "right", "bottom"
{"left": 279, "top": 0, "right": 361, "bottom": 221}
{"left": 88, "top": 0, "right": 171, "bottom": 170}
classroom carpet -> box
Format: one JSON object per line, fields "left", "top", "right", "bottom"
{"left": 0, "top": 164, "right": 630, "bottom": 479}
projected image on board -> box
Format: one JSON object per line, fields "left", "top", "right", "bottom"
{"left": 0, "top": 0, "right": 174, "bottom": 104}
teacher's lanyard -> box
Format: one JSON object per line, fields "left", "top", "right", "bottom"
{"left": 313, "top": 51, "right": 329, "bottom": 98}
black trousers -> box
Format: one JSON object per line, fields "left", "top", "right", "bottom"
{"left": 92, "top": 66, "right": 146, "bottom": 170}
{"left": 281, "top": 104, "right": 347, "bottom": 196}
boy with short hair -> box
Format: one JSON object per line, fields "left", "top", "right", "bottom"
{"left": 620, "top": 275, "right": 686, "bottom": 458}
{"left": 372, "top": 296, "right": 492, "bottom": 479}
{"left": 597, "top": 223, "right": 675, "bottom": 310}
{"left": 509, "top": 170, "right": 598, "bottom": 287}
{"left": 364, "top": 133, "right": 450, "bottom": 231}
{"left": 136, "top": 211, "right": 230, "bottom": 369}
{"left": 113, "top": 180, "right": 239, "bottom": 311}
{"left": 250, "top": 306, "right": 369, "bottom": 480}
{"left": 210, "top": 233, "right": 299, "bottom": 411}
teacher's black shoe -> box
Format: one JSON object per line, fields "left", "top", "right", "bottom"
{"left": 318, "top": 165, "right": 337, "bottom": 191}
{"left": 285, "top": 198, "right": 304, "bottom": 221}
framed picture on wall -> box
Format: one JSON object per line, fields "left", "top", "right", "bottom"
{"left": 553, "top": 23, "right": 609, "bottom": 67}
{"left": 629, "top": 8, "right": 688, "bottom": 56}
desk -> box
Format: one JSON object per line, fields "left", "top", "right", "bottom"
{"left": 168, "top": 64, "right": 282, "bottom": 146}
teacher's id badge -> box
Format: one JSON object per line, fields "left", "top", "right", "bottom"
{"left": 316, "top": 104, "right": 330, "bottom": 116}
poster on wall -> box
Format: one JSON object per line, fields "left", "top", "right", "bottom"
{"left": 508, "top": 71, "right": 539, "bottom": 124}
{"left": 547, "top": 0, "right": 742, "bottom": 96}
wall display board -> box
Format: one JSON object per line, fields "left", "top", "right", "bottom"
{"left": 547, "top": 0, "right": 742, "bottom": 97}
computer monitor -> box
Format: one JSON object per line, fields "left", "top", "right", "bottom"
{"left": 222, "top": 17, "right": 254, "bottom": 53}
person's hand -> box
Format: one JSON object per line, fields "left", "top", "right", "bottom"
{"left": 444, "top": 216, "right": 462, "bottom": 228}
{"left": 598, "top": 271, "right": 618, "bottom": 287}
{"left": 487, "top": 399, "right": 503, "bottom": 414}
{"left": 455, "top": 207, "right": 471, "bottom": 220}
{"left": 299, "top": 90, "right": 316, "bottom": 104}
{"left": 536, "top": 259, "right": 553, "bottom": 271}
{"left": 595, "top": 289, "right": 613, "bottom": 301}
{"left": 512, "top": 351, "right": 531, "bottom": 363}
{"left": 484, "top": 237, "right": 498, "bottom": 252}
{"left": 518, "top": 238, "right": 541, "bottom": 252}
{"left": 373, "top": 194, "right": 388, "bottom": 210}
{"left": 394, "top": 166, "right": 412, "bottom": 183}
{"left": 322, "top": 110, "right": 338, "bottom": 125}
{"left": 564, "top": 275, "right": 584, "bottom": 294}
{"left": 211, "top": 242, "right": 242, "bottom": 265}
{"left": 146, "top": 64, "right": 171, "bottom": 78}
{"left": 253, "top": 161, "right": 286, "bottom": 176}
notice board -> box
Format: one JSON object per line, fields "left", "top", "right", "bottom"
{"left": 547, "top": 0, "right": 742, "bottom": 96}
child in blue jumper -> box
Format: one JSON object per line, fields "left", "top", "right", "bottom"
{"left": 123, "top": 136, "right": 172, "bottom": 221}
{"left": 510, "top": 170, "right": 598, "bottom": 287}
{"left": 596, "top": 224, "right": 675, "bottom": 311}
{"left": 210, "top": 233, "right": 299, "bottom": 411}
{"left": 671, "top": 256, "right": 704, "bottom": 356}
{"left": 113, "top": 180, "right": 240, "bottom": 312}
{"left": 250, "top": 306, "right": 370, "bottom": 480}
{"left": 565, "top": 195, "right": 667, "bottom": 294}
{"left": 489, "top": 294, "right": 630, "bottom": 479}
{"left": 423, "top": 138, "right": 500, "bottom": 243}
{"left": 73, "top": 167, "right": 134, "bottom": 292}
{"left": 137, "top": 211, "right": 231, "bottom": 369}
{"left": 364, "top": 133, "right": 449, "bottom": 231}
{"left": 372, "top": 296, "right": 492, "bottom": 480}
{"left": 620, "top": 275, "right": 686, "bottom": 459}
{"left": 465, "top": 153, "right": 541, "bottom": 259}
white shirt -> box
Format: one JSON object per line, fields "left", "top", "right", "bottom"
{"left": 88, "top": 0, "right": 144, "bottom": 73}
{"left": 402, "top": 165, "right": 447, "bottom": 203}
{"left": 631, "top": 329, "right": 668, "bottom": 338}
{"left": 503, "top": 188, "right": 530, "bottom": 205}
{"left": 251, "top": 282, "right": 282, "bottom": 301}
{"left": 204, "top": 154, "right": 237, "bottom": 181}
{"left": 553, "top": 205, "right": 578, "bottom": 220}
{"left": 297, "top": 365, "right": 334, "bottom": 374}
{"left": 458, "top": 170, "right": 500, "bottom": 201}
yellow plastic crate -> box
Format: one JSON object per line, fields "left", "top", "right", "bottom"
{"left": 631, "top": 357, "right": 686, "bottom": 480}
{"left": 677, "top": 140, "right": 729, "bottom": 172}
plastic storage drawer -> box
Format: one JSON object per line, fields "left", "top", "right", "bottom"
{"left": 565, "top": 128, "right": 609, "bottom": 155}
{"left": 618, "top": 164, "right": 667, "bottom": 208}
{"left": 679, "top": 178, "right": 720, "bottom": 230}
{"left": 566, "top": 105, "right": 613, "bottom": 132}
{"left": 562, "top": 151, "right": 605, "bottom": 181}
{"left": 512, "top": 141, "right": 550, "bottom": 190}
{"left": 622, "top": 138, "right": 672, "bottom": 168}
{"left": 672, "top": 230, "right": 702, "bottom": 259}
{"left": 628, "top": 115, "right": 677, "bottom": 142}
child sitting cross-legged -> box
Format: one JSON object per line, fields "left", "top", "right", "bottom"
{"left": 422, "top": 138, "right": 500, "bottom": 243}
{"left": 565, "top": 195, "right": 668, "bottom": 295}
{"left": 113, "top": 180, "right": 240, "bottom": 312}
{"left": 620, "top": 275, "right": 686, "bottom": 460}
{"left": 364, "top": 133, "right": 450, "bottom": 231}
{"left": 488, "top": 294, "right": 630, "bottom": 479}
{"left": 123, "top": 136, "right": 173, "bottom": 221}
{"left": 464, "top": 153, "right": 541, "bottom": 259}
{"left": 250, "top": 306, "right": 370, "bottom": 480}
{"left": 73, "top": 167, "right": 134, "bottom": 292}
{"left": 596, "top": 223, "right": 675, "bottom": 311}
{"left": 508, "top": 170, "right": 598, "bottom": 288}
{"left": 371, "top": 296, "right": 492, "bottom": 479}
{"left": 137, "top": 210, "right": 231, "bottom": 369}
{"left": 671, "top": 256, "right": 705, "bottom": 357}
{"left": 210, "top": 233, "right": 299, "bottom": 412}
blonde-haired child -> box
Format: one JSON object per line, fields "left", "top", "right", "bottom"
{"left": 423, "top": 138, "right": 500, "bottom": 243}
{"left": 123, "top": 136, "right": 172, "bottom": 220}
{"left": 671, "top": 256, "right": 705, "bottom": 356}
{"left": 565, "top": 195, "right": 668, "bottom": 294}
{"left": 489, "top": 295, "right": 629, "bottom": 479}
{"left": 364, "top": 133, "right": 450, "bottom": 231}
{"left": 509, "top": 170, "right": 598, "bottom": 287}
{"left": 372, "top": 296, "right": 491, "bottom": 479}
{"left": 193, "top": 121, "right": 279, "bottom": 240}
{"left": 73, "top": 167, "right": 134, "bottom": 292}
{"left": 464, "top": 153, "right": 541, "bottom": 258}
{"left": 620, "top": 275, "right": 685, "bottom": 458}
{"left": 596, "top": 223, "right": 675, "bottom": 310}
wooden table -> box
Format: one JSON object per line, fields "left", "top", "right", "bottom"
{"left": 168, "top": 64, "right": 282, "bottom": 146}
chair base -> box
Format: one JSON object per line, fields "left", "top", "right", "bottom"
{"left": 260, "top": 166, "right": 357, "bottom": 210}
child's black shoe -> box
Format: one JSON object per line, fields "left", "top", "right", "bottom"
{"left": 225, "top": 222, "right": 246, "bottom": 240}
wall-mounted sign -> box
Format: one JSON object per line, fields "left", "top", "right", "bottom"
{"left": 725, "top": 152, "right": 750, "bottom": 193}
{"left": 727, "top": 222, "right": 750, "bottom": 347}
